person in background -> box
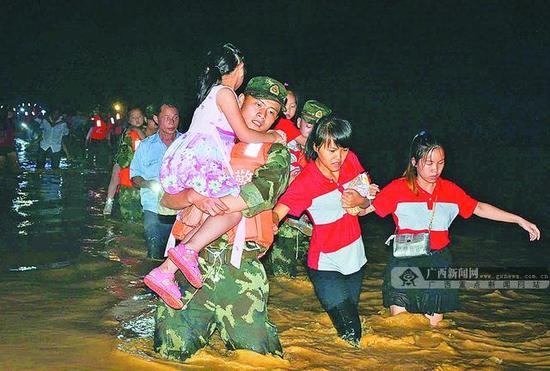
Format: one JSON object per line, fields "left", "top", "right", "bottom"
{"left": 268, "top": 99, "right": 332, "bottom": 277}
{"left": 33, "top": 109, "right": 70, "bottom": 170}
{"left": 130, "top": 103, "right": 181, "bottom": 259}
{"left": 103, "top": 107, "right": 149, "bottom": 220}
{"left": 364, "top": 130, "right": 540, "bottom": 327}
{"left": 0, "top": 108, "right": 20, "bottom": 172}
{"left": 85, "top": 112, "right": 112, "bottom": 168}
{"left": 144, "top": 115, "right": 158, "bottom": 137}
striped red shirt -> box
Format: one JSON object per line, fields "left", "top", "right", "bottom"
{"left": 278, "top": 151, "right": 367, "bottom": 273}
{"left": 372, "top": 178, "right": 478, "bottom": 250}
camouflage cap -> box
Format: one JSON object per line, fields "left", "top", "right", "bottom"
{"left": 300, "top": 100, "right": 332, "bottom": 125}
{"left": 244, "top": 76, "right": 287, "bottom": 112}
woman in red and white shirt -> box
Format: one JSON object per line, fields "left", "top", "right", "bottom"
{"left": 274, "top": 116, "right": 377, "bottom": 346}
{"left": 366, "top": 130, "right": 540, "bottom": 327}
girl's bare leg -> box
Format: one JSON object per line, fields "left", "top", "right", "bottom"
{"left": 185, "top": 211, "right": 242, "bottom": 252}
{"left": 103, "top": 164, "right": 120, "bottom": 214}
{"left": 107, "top": 164, "right": 120, "bottom": 200}
{"left": 158, "top": 211, "right": 242, "bottom": 273}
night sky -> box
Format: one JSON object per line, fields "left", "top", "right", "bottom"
{"left": 2, "top": 1, "right": 549, "bottom": 146}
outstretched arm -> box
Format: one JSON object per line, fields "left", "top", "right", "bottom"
{"left": 473, "top": 202, "right": 541, "bottom": 241}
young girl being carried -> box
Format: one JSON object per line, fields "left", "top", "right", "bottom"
{"left": 144, "top": 43, "right": 284, "bottom": 309}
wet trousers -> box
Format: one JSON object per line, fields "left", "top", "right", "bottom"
{"left": 143, "top": 211, "right": 175, "bottom": 259}
{"left": 117, "top": 187, "right": 142, "bottom": 221}
{"left": 154, "top": 254, "right": 282, "bottom": 362}
{"left": 307, "top": 265, "right": 366, "bottom": 346}
{"left": 37, "top": 148, "right": 62, "bottom": 169}
{"left": 268, "top": 222, "right": 309, "bottom": 277}
{"left": 307, "top": 265, "right": 365, "bottom": 310}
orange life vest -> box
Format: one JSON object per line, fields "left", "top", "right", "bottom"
{"left": 89, "top": 115, "right": 110, "bottom": 140}
{"left": 118, "top": 130, "right": 143, "bottom": 188}
{"left": 170, "top": 142, "right": 275, "bottom": 249}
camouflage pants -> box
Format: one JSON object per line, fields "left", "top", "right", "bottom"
{"left": 269, "top": 222, "right": 309, "bottom": 277}
{"left": 154, "top": 247, "right": 283, "bottom": 362}
{"left": 117, "top": 186, "right": 142, "bottom": 221}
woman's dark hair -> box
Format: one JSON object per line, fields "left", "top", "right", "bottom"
{"left": 403, "top": 129, "right": 443, "bottom": 194}
{"left": 285, "top": 84, "right": 300, "bottom": 123}
{"left": 197, "top": 43, "right": 245, "bottom": 104}
{"left": 305, "top": 115, "right": 353, "bottom": 160}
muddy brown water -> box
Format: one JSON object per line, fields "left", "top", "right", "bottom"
{"left": 1, "top": 144, "right": 548, "bottom": 370}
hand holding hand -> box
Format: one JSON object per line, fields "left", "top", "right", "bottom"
{"left": 367, "top": 183, "right": 380, "bottom": 200}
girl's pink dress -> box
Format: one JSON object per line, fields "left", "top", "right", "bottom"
{"left": 160, "top": 85, "right": 240, "bottom": 197}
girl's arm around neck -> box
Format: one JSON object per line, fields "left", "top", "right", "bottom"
{"left": 217, "top": 88, "right": 278, "bottom": 143}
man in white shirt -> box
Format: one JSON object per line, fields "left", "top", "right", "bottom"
{"left": 34, "top": 109, "right": 70, "bottom": 169}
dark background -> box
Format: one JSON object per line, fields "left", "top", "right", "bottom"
{"left": 2, "top": 0, "right": 549, "bottom": 230}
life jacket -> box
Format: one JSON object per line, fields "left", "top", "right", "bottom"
{"left": 169, "top": 142, "right": 275, "bottom": 251}
{"left": 89, "top": 115, "right": 110, "bottom": 140}
{"left": 118, "top": 130, "right": 143, "bottom": 188}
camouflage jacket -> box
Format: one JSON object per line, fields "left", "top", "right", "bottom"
{"left": 114, "top": 129, "right": 137, "bottom": 168}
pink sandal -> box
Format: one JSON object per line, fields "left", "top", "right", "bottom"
{"left": 168, "top": 244, "right": 203, "bottom": 288}
{"left": 144, "top": 267, "right": 183, "bottom": 310}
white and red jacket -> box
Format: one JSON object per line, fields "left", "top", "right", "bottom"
{"left": 373, "top": 177, "right": 479, "bottom": 251}
{"left": 278, "top": 151, "right": 367, "bottom": 274}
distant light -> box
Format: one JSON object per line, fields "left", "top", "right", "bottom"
{"left": 113, "top": 103, "right": 121, "bottom": 111}
{"left": 0, "top": 105, "right": 3, "bottom": 109}
{"left": 13, "top": 108, "right": 16, "bottom": 112}
{"left": 27, "top": 103, "right": 31, "bottom": 107}
{"left": 41, "top": 110, "right": 46, "bottom": 115}
{"left": 110, "top": 117, "right": 115, "bottom": 124}
{"left": 24, "top": 111, "right": 29, "bottom": 116}
{"left": 96, "top": 119, "right": 101, "bottom": 127}
{"left": 115, "top": 113, "right": 121, "bottom": 120}
{"left": 20, "top": 107, "right": 25, "bottom": 112}
{"left": 21, "top": 123, "right": 29, "bottom": 130}
{"left": 32, "top": 112, "right": 35, "bottom": 116}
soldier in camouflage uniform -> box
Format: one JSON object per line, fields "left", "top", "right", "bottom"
{"left": 114, "top": 130, "right": 144, "bottom": 221}
{"left": 154, "top": 76, "right": 290, "bottom": 361}
{"left": 268, "top": 100, "right": 332, "bottom": 277}
{"left": 110, "top": 108, "right": 149, "bottom": 221}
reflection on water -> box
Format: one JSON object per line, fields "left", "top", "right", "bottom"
{"left": 0, "top": 145, "right": 549, "bottom": 370}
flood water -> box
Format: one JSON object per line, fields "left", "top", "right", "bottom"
{"left": 1, "top": 141, "right": 549, "bottom": 370}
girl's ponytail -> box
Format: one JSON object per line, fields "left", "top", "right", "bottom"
{"left": 197, "top": 65, "right": 222, "bottom": 103}
{"left": 197, "top": 43, "right": 245, "bottom": 104}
